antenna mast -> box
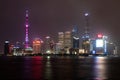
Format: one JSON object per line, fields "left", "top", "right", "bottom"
{"left": 25, "top": 10, "right": 29, "bottom": 48}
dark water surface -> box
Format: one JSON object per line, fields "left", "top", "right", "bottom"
{"left": 0, "top": 56, "right": 120, "bottom": 80}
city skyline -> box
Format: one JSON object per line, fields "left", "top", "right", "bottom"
{"left": 0, "top": 0, "right": 120, "bottom": 50}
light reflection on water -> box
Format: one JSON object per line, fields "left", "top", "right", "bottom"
{"left": 44, "top": 56, "right": 53, "bottom": 80}
{"left": 0, "top": 56, "right": 120, "bottom": 79}
{"left": 23, "top": 56, "right": 43, "bottom": 79}
{"left": 94, "top": 57, "right": 108, "bottom": 80}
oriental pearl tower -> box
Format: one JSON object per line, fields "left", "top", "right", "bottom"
{"left": 25, "top": 10, "right": 29, "bottom": 48}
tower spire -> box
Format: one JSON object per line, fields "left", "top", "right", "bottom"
{"left": 84, "top": 13, "right": 90, "bottom": 38}
{"left": 81, "top": 13, "right": 91, "bottom": 53}
{"left": 25, "top": 10, "right": 29, "bottom": 48}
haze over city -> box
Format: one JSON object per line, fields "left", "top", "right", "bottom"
{"left": 0, "top": 0, "right": 120, "bottom": 50}
{"left": 1, "top": 1, "right": 120, "bottom": 80}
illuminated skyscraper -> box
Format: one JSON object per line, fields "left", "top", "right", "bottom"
{"left": 82, "top": 13, "right": 90, "bottom": 53}
{"left": 58, "top": 32, "right": 64, "bottom": 49}
{"left": 64, "top": 31, "right": 72, "bottom": 48}
{"left": 25, "top": 10, "right": 29, "bottom": 48}
{"left": 49, "top": 40, "right": 55, "bottom": 54}
{"left": 72, "top": 26, "right": 79, "bottom": 48}
{"left": 45, "top": 36, "right": 51, "bottom": 53}
{"left": 33, "top": 38, "right": 42, "bottom": 54}
{"left": 4, "top": 40, "right": 10, "bottom": 55}
{"left": 84, "top": 13, "right": 89, "bottom": 37}
{"left": 58, "top": 31, "right": 72, "bottom": 54}
{"left": 94, "top": 34, "right": 108, "bottom": 55}
{"left": 58, "top": 31, "right": 72, "bottom": 49}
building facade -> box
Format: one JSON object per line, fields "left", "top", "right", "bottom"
{"left": 33, "top": 38, "right": 42, "bottom": 54}
{"left": 72, "top": 26, "right": 79, "bottom": 49}
{"left": 4, "top": 40, "right": 10, "bottom": 55}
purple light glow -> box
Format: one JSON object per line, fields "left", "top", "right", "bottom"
{"left": 26, "top": 24, "right": 28, "bottom": 27}
{"left": 25, "top": 10, "right": 29, "bottom": 48}
{"left": 85, "top": 13, "right": 89, "bottom": 16}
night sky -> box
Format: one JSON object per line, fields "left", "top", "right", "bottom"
{"left": 0, "top": 0, "right": 120, "bottom": 50}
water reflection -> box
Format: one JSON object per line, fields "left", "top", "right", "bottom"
{"left": 94, "top": 57, "right": 108, "bottom": 80}
{"left": 44, "top": 56, "right": 53, "bottom": 80}
{"left": 1, "top": 56, "right": 120, "bottom": 79}
{"left": 23, "top": 56, "right": 43, "bottom": 79}
{"left": 32, "top": 56, "right": 43, "bottom": 79}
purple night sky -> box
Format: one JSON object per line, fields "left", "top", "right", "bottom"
{"left": 0, "top": 0, "right": 120, "bottom": 51}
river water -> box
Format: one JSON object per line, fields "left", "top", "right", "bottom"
{"left": 0, "top": 56, "right": 120, "bottom": 80}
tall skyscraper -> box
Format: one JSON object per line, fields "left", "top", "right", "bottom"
{"left": 95, "top": 34, "right": 108, "bottom": 55}
{"left": 58, "top": 32, "right": 64, "bottom": 49}
{"left": 72, "top": 26, "right": 79, "bottom": 48}
{"left": 82, "top": 13, "right": 90, "bottom": 53}
{"left": 64, "top": 31, "right": 72, "bottom": 48}
{"left": 84, "top": 13, "right": 89, "bottom": 38}
{"left": 25, "top": 10, "right": 29, "bottom": 48}
{"left": 58, "top": 31, "right": 72, "bottom": 54}
{"left": 33, "top": 38, "right": 42, "bottom": 54}
{"left": 45, "top": 36, "right": 51, "bottom": 53}
{"left": 4, "top": 40, "right": 10, "bottom": 55}
{"left": 49, "top": 40, "right": 55, "bottom": 54}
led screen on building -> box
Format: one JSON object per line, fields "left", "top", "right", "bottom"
{"left": 96, "top": 39, "right": 104, "bottom": 47}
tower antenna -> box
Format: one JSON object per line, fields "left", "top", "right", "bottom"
{"left": 84, "top": 13, "right": 89, "bottom": 38}
{"left": 25, "top": 10, "right": 29, "bottom": 48}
